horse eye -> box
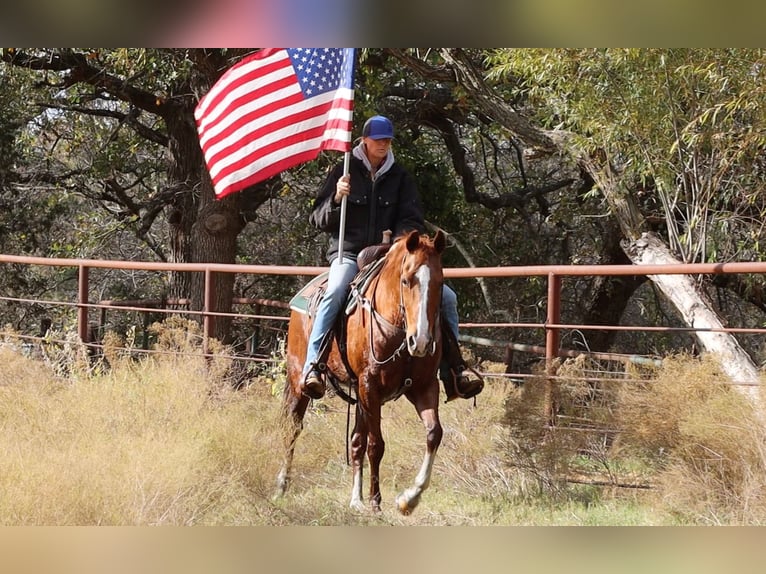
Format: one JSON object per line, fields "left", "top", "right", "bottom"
{"left": 401, "top": 278, "right": 410, "bottom": 287}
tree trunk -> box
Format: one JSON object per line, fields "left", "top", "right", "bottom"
{"left": 165, "top": 106, "right": 244, "bottom": 343}
{"left": 190, "top": 193, "right": 242, "bottom": 343}
{"left": 165, "top": 111, "right": 200, "bottom": 304}
{"left": 624, "top": 232, "right": 764, "bottom": 414}
{"left": 579, "top": 154, "right": 764, "bottom": 415}
{"left": 580, "top": 220, "right": 646, "bottom": 352}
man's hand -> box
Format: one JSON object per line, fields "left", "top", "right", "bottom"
{"left": 334, "top": 175, "right": 350, "bottom": 204}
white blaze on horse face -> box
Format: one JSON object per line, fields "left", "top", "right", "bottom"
{"left": 409, "top": 264, "right": 433, "bottom": 356}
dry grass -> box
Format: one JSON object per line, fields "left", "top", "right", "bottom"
{"left": 502, "top": 352, "right": 766, "bottom": 525}
{"left": 2, "top": 322, "right": 764, "bottom": 525}
{"left": 0, "top": 348, "right": 268, "bottom": 524}
{"left": 616, "top": 354, "right": 766, "bottom": 525}
{"left": 0, "top": 330, "right": 542, "bottom": 525}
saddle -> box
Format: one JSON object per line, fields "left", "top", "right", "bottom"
{"left": 288, "top": 243, "right": 392, "bottom": 318}
{"left": 289, "top": 241, "right": 481, "bottom": 404}
{"left": 288, "top": 245, "right": 391, "bottom": 403}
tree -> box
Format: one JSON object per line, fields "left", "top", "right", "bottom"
{"left": 0, "top": 48, "right": 283, "bottom": 341}
{"left": 480, "top": 48, "right": 766, "bottom": 408}
{"left": 380, "top": 48, "right": 645, "bottom": 351}
{"left": 7, "top": 46, "right": 765, "bottom": 398}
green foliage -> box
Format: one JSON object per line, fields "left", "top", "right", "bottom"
{"left": 486, "top": 49, "right": 766, "bottom": 265}
{"left": 5, "top": 48, "right": 766, "bottom": 367}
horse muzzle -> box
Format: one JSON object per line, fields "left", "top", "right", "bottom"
{"left": 406, "top": 332, "right": 435, "bottom": 357}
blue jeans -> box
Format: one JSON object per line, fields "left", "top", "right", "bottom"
{"left": 302, "top": 258, "right": 461, "bottom": 375}
{"left": 303, "top": 257, "right": 359, "bottom": 374}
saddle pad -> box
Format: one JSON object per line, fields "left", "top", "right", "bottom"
{"left": 289, "top": 272, "right": 328, "bottom": 315}
{"left": 288, "top": 255, "right": 387, "bottom": 316}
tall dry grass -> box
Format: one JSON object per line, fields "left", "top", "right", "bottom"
{"left": 0, "top": 348, "right": 269, "bottom": 524}
{"left": 616, "top": 354, "right": 766, "bottom": 525}
{"left": 0, "top": 322, "right": 529, "bottom": 525}
{"left": 503, "top": 352, "right": 766, "bottom": 525}
{"left": 4, "top": 319, "right": 762, "bottom": 524}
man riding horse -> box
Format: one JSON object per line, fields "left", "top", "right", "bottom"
{"left": 300, "top": 114, "right": 483, "bottom": 403}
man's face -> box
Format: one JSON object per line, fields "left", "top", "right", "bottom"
{"left": 363, "top": 137, "right": 392, "bottom": 165}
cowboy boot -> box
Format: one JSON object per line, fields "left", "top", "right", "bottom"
{"left": 439, "top": 322, "right": 484, "bottom": 402}
{"left": 300, "top": 326, "right": 337, "bottom": 399}
{"left": 301, "top": 366, "right": 325, "bottom": 399}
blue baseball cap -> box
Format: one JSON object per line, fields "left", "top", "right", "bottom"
{"left": 362, "top": 115, "right": 394, "bottom": 140}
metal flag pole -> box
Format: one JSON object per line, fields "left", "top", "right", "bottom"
{"left": 337, "top": 152, "right": 351, "bottom": 264}
{"left": 336, "top": 49, "right": 356, "bottom": 265}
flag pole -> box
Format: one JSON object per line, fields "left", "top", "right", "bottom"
{"left": 337, "top": 48, "right": 356, "bottom": 266}
{"left": 337, "top": 152, "right": 351, "bottom": 265}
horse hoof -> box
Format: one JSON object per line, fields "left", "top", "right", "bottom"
{"left": 396, "top": 496, "right": 412, "bottom": 515}
{"left": 350, "top": 500, "right": 366, "bottom": 513}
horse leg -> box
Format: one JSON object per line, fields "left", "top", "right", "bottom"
{"left": 395, "top": 390, "right": 442, "bottom": 515}
{"left": 349, "top": 404, "right": 368, "bottom": 511}
{"left": 275, "top": 384, "right": 310, "bottom": 497}
{"left": 365, "top": 406, "right": 385, "bottom": 513}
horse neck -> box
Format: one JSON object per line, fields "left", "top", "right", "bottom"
{"left": 370, "top": 246, "right": 405, "bottom": 322}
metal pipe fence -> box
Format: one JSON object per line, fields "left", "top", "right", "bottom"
{"left": 2, "top": 252, "right": 766, "bottom": 384}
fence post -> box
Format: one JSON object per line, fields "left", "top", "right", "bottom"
{"left": 544, "top": 272, "right": 562, "bottom": 425}
{"left": 203, "top": 268, "right": 215, "bottom": 355}
{"left": 78, "top": 265, "right": 90, "bottom": 344}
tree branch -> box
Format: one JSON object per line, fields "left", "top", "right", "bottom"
{"left": 36, "top": 102, "right": 168, "bottom": 147}
{"left": 425, "top": 220, "right": 509, "bottom": 320}
{"left": 3, "top": 49, "right": 165, "bottom": 116}
{"left": 438, "top": 48, "right": 558, "bottom": 154}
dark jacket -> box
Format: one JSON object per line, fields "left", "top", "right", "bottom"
{"left": 309, "top": 155, "right": 425, "bottom": 263}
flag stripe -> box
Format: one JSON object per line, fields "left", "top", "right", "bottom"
{"left": 211, "top": 118, "right": 352, "bottom": 189}
{"left": 195, "top": 48, "right": 355, "bottom": 199}
{"left": 197, "top": 63, "right": 298, "bottom": 144}
{"left": 195, "top": 49, "right": 288, "bottom": 130}
{"left": 206, "top": 91, "right": 353, "bottom": 179}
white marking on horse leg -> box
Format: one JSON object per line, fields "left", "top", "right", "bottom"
{"left": 275, "top": 463, "right": 290, "bottom": 497}
{"left": 276, "top": 433, "right": 299, "bottom": 497}
{"left": 275, "top": 397, "right": 303, "bottom": 498}
{"left": 395, "top": 449, "right": 436, "bottom": 515}
{"left": 350, "top": 465, "right": 366, "bottom": 511}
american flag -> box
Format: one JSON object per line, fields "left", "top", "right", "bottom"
{"left": 195, "top": 48, "right": 355, "bottom": 199}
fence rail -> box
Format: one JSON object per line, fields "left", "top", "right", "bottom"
{"left": 2, "top": 252, "right": 766, "bottom": 381}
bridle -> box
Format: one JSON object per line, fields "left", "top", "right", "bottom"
{"left": 365, "top": 249, "right": 439, "bottom": 365}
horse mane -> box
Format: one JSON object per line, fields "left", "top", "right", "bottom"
{"left": 369, "top": 229, "right": 445, "bottom": 324}
{"left": 358, "top": 230, "right": 444, "bottom": 274}
{"left": 376, "top": 231, "right": 419, "bottom": 283}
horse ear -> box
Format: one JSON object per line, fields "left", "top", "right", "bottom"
{"left": 433, "top": 229, "right": 446, "bottom": 254}
{"left": 405, "top": 230, "right": 420, "bottom": 253}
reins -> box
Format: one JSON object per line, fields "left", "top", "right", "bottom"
{"left": 366, "top": 252, "right": 408, "bottom": 365}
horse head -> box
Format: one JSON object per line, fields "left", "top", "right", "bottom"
{"left": 396, "top": 229, "right": 446, "bottom": 357}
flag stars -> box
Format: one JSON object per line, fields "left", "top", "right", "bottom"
{"left": 286, "top": 48, "right": 354, "bottom": 96}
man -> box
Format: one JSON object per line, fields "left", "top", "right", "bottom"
{"left": 301, "top": 114, "right": 483, "bottom": 402}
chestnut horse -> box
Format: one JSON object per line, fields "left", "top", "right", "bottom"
{"left": 276, "top": 230, "right": 447, "bottom": 514}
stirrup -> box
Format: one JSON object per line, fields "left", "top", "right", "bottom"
{"left": 301, "top": 367, "right": 325, "bottom": 399}
{"left": 444, "top": 365, "right": 484, "bottom": 403}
